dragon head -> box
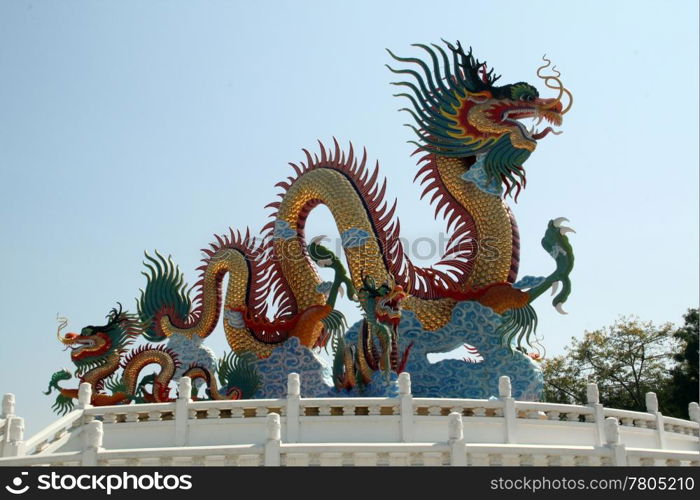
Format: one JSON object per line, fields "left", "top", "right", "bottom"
{"left": 358, "top": 275, "right": 408, "bottom": 328}
{"left": 56, "top": 304, "right": 142, "bottom": 376}
{"left": 389, "top": 41, "right": 572, "bottom": 198}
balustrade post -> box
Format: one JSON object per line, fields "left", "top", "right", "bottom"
{"left": 81, "top": 420, "right": 103, "bottom": 466}
{"left": 175, "top": 377, "right": 192, "bottom": 447}
{"left": 688, "top": 402, "right": 700, "bottom": 432}
{"left": 286, "top": 373, "right": 300, "bottom": 443}
{"left": 689, "top": 402, "right": 699, "bottom": 423}
{"left": 78, "top": 382, "right": 92, "bottom": 410}
{"left": 1, "top": 393, "right": 15, "bottom": 418}
{"left": 448, "top": 412, "right": 467, "bottom": 466}
{"left": 587, "top": 382, "right": 605, "bottom": 446}
{"left": 2, "top": 417, "right": 25, "bottom": 457}
{"left": 264, "top": 413, "right": 281, "bottom": 466}
{"left": 690, "top": 403, "right": 700, "bottom": 451}
{"left": 1, "top": 393, "right": 16, "bottom": 457}
{"left": 646, "top": 392, "right": 666, "bottom": 450}
{"left": 499, "top": 376, "right": 516, "bottom": 444}
{"left": 688, "top": 402, "right": 700, "bottom": 424}
{"left": 688, "top": 402, "right": 700, "bottom": 423}
{"left": 399, "top": 372, "right": 413, "bottom": 442}
{"left": 604, "top": 417, "right": 627, "bottom": 466}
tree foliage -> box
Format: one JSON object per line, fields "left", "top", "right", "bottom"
{"left": 542, "top": 310, "right": 699, "bottom": 418}
{"left": 666, "top": 309, "right": 699, "bottom": 418}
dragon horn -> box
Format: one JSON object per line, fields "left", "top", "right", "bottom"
{"left": 537, "top": 55, "right": 573, "bottom": 115}
{"left": 56, "top": 314, "right": 72, "bottom": 344}
{"left": 536, "top": 54, "right": 552, "bottom": 78}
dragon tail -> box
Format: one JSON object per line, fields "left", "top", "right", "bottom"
{"left": 51, "top": 394, "right": 75, "bottom": 416}
{"left": 43, "top": 369, "right": 72, "bottom": 395}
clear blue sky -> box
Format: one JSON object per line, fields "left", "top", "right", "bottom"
{"left": 1, "top": 0, "right": 697, "bottom": 434}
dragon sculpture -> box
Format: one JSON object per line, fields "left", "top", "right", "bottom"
{"left": 48, "top": 40, "right": 575, "bottom": 411}
{"left": 46, "top": 303, "right": 260, "bottom": 414}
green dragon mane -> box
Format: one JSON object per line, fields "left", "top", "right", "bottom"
{"left": 388, "top": 40, "right": 536, "bottom": 196}
{"left": 137, "top": 251, "right": 193, "bottom": 342}
{"left": 216, "top": 351, "right": 261, "bottom": 399}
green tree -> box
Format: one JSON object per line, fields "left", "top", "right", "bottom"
{"left": 666, "top": 309, "right": 699, "bottom": 418}
{"left": 542, "top": 316, "right": 678, "bottom": 414}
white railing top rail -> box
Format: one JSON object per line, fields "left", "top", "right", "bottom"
{"left": 0, "top": 450, "right": 82, "bottom": 466}
{"left": 412, "top": 397, "right": 504, "bottom": 409}
{"left": 23, "top": 408, "right": 83, "bottom": 454}
{"left": 662, "top": 415, "right": 699, "bottom": 429}
{"left": 625, "top": 448, "right": 700, "bottom": 460}
{"left": 299, "top": 397, "right": 397, "bottom": 407}
{"left": 603, "top": 407, "right": 657, "bottom": 421}
{"left": 280, "top": 442, "right": 449, "bottom": 453}
{"left": 99, "top": 443, "right": 263, "bottom": 460}
{"left": 188, "top": 398, "right": 286, "bottom": 411}
{"left": 85, "top": 402, "right": 175, "bottom": 415}
{"left": 514, "top": 401, "right": 593, "bottom": 414}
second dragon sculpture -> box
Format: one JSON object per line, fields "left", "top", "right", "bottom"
{"left": 48, "top": 41, "right": 575, "bottom": 412}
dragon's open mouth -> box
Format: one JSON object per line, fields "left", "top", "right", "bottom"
{"left": 68, "top": 338, "right": 96, "bottom": 351}
{"left": 503, "top": 106, "right": 563, "bottom": 141}
{"left": 66, "top": 338, "right": 99, "bottom": 359}
{"left": 60, "top": 336, "right": 93, "bottom": 351}
{"left": 376, "top": 286, "right": 408, "bottom": 326}
{"left": 62, "top": 333, "right": 110, "bottom": 360}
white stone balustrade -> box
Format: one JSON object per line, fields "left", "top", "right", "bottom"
{"left": 1, "top": 375, "right": 697, "bottom": 467}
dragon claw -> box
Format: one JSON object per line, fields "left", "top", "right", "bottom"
{"left": 554, "top": 302, "right": 568, "bottom": 315}
{"left": 552, "top": 217, "right": 575, "bottom": 236}
{"left": 310, "top": 235, "right": 329, "bottom": 245}
{"left": 550, "top": 281, "right": 559, "bottom": 296}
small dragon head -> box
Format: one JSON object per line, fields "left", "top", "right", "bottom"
{"left": 389, "top": 41, "right": 572, "bottom": 198}
{"left": 307, "top": 235, "right": 335, "bottom": 267}
{"left": 358, "top": 275, "right": 408, "bottom": 327}
{"left": 56, "top": 304, "right": 142, "bottom": 376}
